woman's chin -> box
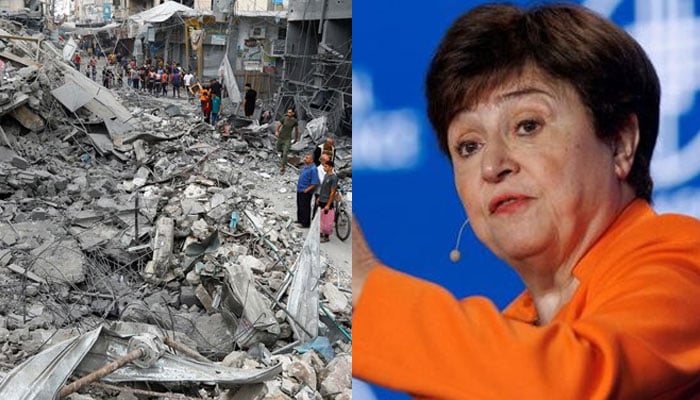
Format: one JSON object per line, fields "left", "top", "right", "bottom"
{"left": 491, "top": 237, "right": 549, "bottom": 264}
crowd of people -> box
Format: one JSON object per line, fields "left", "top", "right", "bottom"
{"left": 72, "top": 53, "right": 197, "bottom": 98}
{"left": 124, "top": 58, "right": 189, "bottom": 98}
{"left": 71, "top": 52, "right": 235, "bottom": 128}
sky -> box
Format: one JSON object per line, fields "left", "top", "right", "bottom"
{"left": 352, "top": 0, "right": 700, "bottom": 398}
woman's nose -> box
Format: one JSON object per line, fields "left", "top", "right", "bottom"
{"left": 481, "top": 138, "right": 518, "bottom": 183}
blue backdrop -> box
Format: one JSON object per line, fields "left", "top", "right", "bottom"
{"left": 353, "top": 1, "right": 700, "bottom": 398}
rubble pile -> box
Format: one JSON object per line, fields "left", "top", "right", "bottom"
{"left": 0, "top": 23, "right": 352, "bottom": 400}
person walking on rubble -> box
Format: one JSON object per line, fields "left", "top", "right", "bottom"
{"left": 243, "top": 83, "right": 257, "bottom": 118}
{"left": 296, "top": 154, "right": 320, "bottom": 228}
{"left": 316, "top": 160, "right": 338, "bottom": 243}
{"left": 200, "top": 85, "right": 212, "bottom": 124}
{"left": 275, "top": 108, "right": 299, "bottom": 174}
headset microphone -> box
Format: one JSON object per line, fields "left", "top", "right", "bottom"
{"left": 450, "top": 219, "right": 470, "bottom": 263}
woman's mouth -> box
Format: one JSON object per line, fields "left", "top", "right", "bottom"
{"left": 489, "top": 194, "right": 532, "bottom": 215}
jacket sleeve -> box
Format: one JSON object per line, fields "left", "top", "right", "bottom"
{"left": 353, "top": 254, "right": 700, "bottom": 400}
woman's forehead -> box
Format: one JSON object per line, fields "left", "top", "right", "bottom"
{"left": 468, "top": 66, "right": 570, "bottom": 109}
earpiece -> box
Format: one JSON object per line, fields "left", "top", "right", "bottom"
{"left": 450, "top": 219, "right": 470, "bottom": 263}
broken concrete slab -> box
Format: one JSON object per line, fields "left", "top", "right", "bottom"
{"left": 51, "top": 82, "right": 92, "bottom": 112}
{"left": 144, "top": 216, "right": 174, "bottom": 280}
{"left": 321, "top": 282, "right": 349, "bottom": 314}
{"left": 223, "top": 260, "right": 280, "bottom": 343}
{"left": 219, "top": 382, "right": 267, "bottom": 400}
{"left": 9, "top": 105, "right": 44, "bottom": 132}
{"left": 87, "top": 133, "right": 114, "bottom": 155}
{"left": 0, "top": 92, "right": 29, "bottom": 116}
{"left": 318, "top": 353, "right": 352, "bottom": 397}
{"left": 31, "top": 238, "right": 86, "bottom": 284}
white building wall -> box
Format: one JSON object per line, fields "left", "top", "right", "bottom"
{"left": 193, "top": 0, "right": 211, "bottom": 12}
{"left": 0, "top": 0, "right": 24, "bottom": 11}
{"left": 235, "top": 0, "right": 269, "bottom": 12}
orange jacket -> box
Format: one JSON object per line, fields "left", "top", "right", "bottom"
{"left": 353, "top": 200, "right": 700, "bottom": 399}
{"left": 200, "top": 88, "right": 210, "bottom": 102}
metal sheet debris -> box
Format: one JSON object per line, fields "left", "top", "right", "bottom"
{"left": 286, "top": 212, "right": 321, "bottom": 342}
{"left": 0, "top": 327, "right": 102, "bottom": 400}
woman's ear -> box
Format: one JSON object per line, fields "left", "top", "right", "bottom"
{"left": 613, "top": 114, "right": 640, "bottom": 180}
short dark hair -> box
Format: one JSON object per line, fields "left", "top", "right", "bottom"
{"left": 326, "top": 160, "right": 334, "bottom": 168}
{"left": 426, "top": 3, "right": 660, "bottom": 201}
{"left": 245, "top": 83, "right": 252, "bottom": 88}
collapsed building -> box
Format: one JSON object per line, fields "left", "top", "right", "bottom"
{"left": 0, "top": 14, "right": 352, "bottom": 400}
{"left": 52, "top": 0, "right": 352, "bottom": 157}
{"left": 278, "top": 0, "right": 351, "bottom": 140}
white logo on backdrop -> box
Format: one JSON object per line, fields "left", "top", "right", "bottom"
{"left": 352, "top": 71, "right": 422, "bottom": 170}
{"left": 586, "top": 0, "right": 700, "bottom": 216}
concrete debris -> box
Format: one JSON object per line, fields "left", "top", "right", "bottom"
{"left": 0, "top": 14, "right": 351, "bottom": 400}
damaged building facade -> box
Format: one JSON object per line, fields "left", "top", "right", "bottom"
{"left": 279, "top": 0, "right": 351, "bottom": 138}
{"left": 0, "top": 2, "right": 352, "bottom": 397}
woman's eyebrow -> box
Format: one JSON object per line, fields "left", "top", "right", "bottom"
{"left": 497, "top": 87, "right": 555, "bottom": 103}
{"left": 458, "top": 86, "right": 556, "bottom": 113}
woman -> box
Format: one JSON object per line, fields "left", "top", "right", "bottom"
{"left": 352, "top": 3, "right": 700, "bottom": 399}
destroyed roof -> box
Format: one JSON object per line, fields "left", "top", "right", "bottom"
{"left": 128, "top": 1, "right": 200, "bottom": 24}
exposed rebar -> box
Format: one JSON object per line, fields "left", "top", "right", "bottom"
{"left": 163, "top": 337, "right": 209, "bottom": 363}
{"left": 59, "top": 348, "right": 144, "bottom": 398}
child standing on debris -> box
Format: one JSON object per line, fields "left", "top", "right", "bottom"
{"left": 275, "top": 108, "right": 299, "bottom": 174}
{"left": 200, "top": 86, "right": 212, "bottom": 124}
{"left": 211, "top": 94, "right": 221, "bottom": 126}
